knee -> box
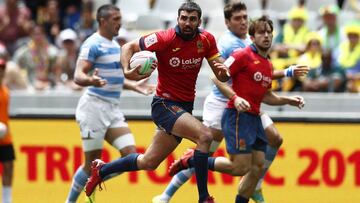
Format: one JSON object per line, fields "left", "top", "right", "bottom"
{"left": 252, "top": 162, "right": 265, "bottom": 178}
{"left": 139, "top": 157, "right": 160, "bottom": 171}
{"left": 198, "top": 126, "right": 213, "bottom": 145}
{"left": 267, "top": 131, "right": 283, "bottom": 148}
{"left": 230, "top": 164, "right": 251, "bottom": 176}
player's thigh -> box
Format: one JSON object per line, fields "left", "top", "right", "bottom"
{"left": 106, "top": 105, "right": 137, "bottom": 155}
{"left": 139, "top": 130, "right": 179, "bottom": 169}
{"left": 172, "top": 112, "right": 210, "bottom": 143}
{"left": 76, "top": 95, "right": 108, "bottom": 152}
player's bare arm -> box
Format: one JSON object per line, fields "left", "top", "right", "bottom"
{"left": 262, "top": 90, "right": 305, "bottom": 109}
{"left": 272, "top": 65, "right": 310, "bottom": 79}
{"left": 123, "top": 78, "right": 155, "bottom": 95}
{"left": 209, "top": 57, "right": 230, "bottom": 82}
{"left": 121, "top": 39, "right": 150, "bottom": 81}
{"left": 74, "top": 59, "right": 107, "bottom": 87}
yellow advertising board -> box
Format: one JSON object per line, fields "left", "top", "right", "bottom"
{"left": 1, "top": 120, "right": 360, "bottom": 203}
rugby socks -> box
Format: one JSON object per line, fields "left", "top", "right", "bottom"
{"left": 159, "top": 142, "right": 220, "bottom": 201}
{"left": 159, "top": 168, "right": 195, "bottom": 201}
{"left": 193, "top": 149, "right": 210, "bottom": 202}
{"left": 255, "top": 145, "right": 278, "bottom": 190}
{"left": 66, "top": 167, "right": 88, "bottom": 202}
{"left": 188, "top": 156, "right": 216, "bottom": 171}
{"left": 236, "top": 194, "right": 249, "bottom": 203}
{"left": 2, "top": 186, "right": 12, "bottom": 203}
{"left": 99, "top": 153, "right": 140, "bottom": 178}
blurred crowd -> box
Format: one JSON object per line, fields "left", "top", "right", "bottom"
{"left": 269, "top": 1, "right": 360, "bottom": 93}
{"left": 0, "top": 0, "right": 359, "bottom": 93}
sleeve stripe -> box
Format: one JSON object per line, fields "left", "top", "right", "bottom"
{"left": 207, "top": 53, "right": 221, "bottom": 61}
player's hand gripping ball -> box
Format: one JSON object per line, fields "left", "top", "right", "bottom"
{"left": 130, "top": 51, "right": 158, "bottom": 75}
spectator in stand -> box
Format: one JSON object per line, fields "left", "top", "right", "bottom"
{"left": 54, "top": 28, "right": 81, "bottom": 91}
{"left": 272, "top": 6, "right": 309, "bottom": 91}
{"left": 63, "top": 4, "right": 81, "bottom": 30}
{"left": 318, "top": 5, "right": 344, "bottom": 52}
{"left": 297, "top": 32, "right": 323, "bottom": 70}
{"left": 37, "top": 0, "right": 63, "bottom": 45}
{"left": 0, "top": 0, "right": 32, "bottom": 56}
{"left": 302, "top": 50, "right": 346, "bottom": 92}
{"left": 74, "top": 1, "right": 97, "bottom": 43}
{"left": 335, "top": 21, "right": 360, "bottom": 92}
{"left": 0, "top": 44, "right": 27, "bottom": 90}
{"left": 13, "top": 24, "right": 58, "bottom": 91}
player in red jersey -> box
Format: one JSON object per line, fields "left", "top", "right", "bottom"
{"left": 169, "top": 16, "right": 305, "bottom": 203}
{"left": 84, "top": 2, "right": 229, "bottom": 202}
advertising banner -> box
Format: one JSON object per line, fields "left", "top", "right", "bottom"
{"left": 2, "top": 120, "right": 359, "bottom": 203}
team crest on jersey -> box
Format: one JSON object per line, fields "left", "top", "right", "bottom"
{"left": 144, "top": 33, "right": 158, "bottom": 48}
{"left": 197, "top": 40, "right": 204, "bottom": 53}
{"left": 239, "top": 139, "right": 246, "bottom": 150}
{"left": 169, "top": 57, "right": 181, "bottom": 67}
{"left": 253, "top": 71, "right": 263, "bottom": 82}
{"left": 254, "top": 60, "right": 260, "bottom": 64}
{"left": 170, "top": 105, "right": 184, "bottom": 113}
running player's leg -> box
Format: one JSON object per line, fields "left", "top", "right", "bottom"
{"left": 153, "top": 95, "right": 225, "bottom": 203}
{"left": 96, "top": 129, "right": 179, "bottom": 177}
{"left": 153, "top": 128, "right": 222, "bottom": 203}
{"left": 237, "top": 138, "right": 267, "bottom": 203}
{"left": 171, "top": 113, "right": 214, "bottom": 202}
{"left": 250, "top": 113, "right": 283, "bottom": 203}
{"left": 102, "top": 110, "right": 137, "bottom": 180}
{"left": 66, "top": 95, "right": 108, "bottom": 203}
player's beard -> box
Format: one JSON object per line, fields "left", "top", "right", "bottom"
{"left": 256, "top": 41, "right": 271, "bottom": 52}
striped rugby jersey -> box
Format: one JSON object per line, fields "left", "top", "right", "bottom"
{"left": 78, "top": 32, "right": 124, "bottom": 103}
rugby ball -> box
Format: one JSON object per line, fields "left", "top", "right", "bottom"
{"left": 130, "top": 51, "right": 157, "bottom": 75}
{"left": 0, "top": 122, "right": 7, "bottom": 138}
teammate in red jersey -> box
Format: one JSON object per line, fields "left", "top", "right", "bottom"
{"left": 84, "top": 2, "right": 229, "bottom": 202}
{"left": 169, "top": 16, "right": 305, "bottom": 203}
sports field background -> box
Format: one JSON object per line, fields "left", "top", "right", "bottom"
{"left": 2, "top": 119, "right": 359, "bottom": 203}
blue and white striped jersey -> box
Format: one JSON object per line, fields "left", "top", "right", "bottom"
{"left": 78, "top": 32, "right": 124, "bottom": 103}
{"left": 211, "top": 30, "right": 252, "bottom": 101}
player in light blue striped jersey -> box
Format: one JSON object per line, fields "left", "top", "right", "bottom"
{"left": 65, "top": 4, "right": 154, "bottom": 203}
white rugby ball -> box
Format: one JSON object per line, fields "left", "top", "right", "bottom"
{"left": 130, "top": 51, "right": 157, "bottom": 75}
{"left": 0, "top": 122, "right": 7, "bottom": 138}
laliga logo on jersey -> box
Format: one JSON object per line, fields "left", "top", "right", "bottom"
{"left": 169, "top": 57, "right": 181, "bottom": 67}
{"left": 169, "top": 57, "right": 202, "bottom": 68}
{"left": 253, "top": 71, "right": 263, "bottom": 82}
{"left": 183, "top": 58, "right": 201, "bottom": 65}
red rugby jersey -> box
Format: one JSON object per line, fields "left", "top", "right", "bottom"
{"left": 139, "top": 27, "right": 220, "bottom": 102}
{"left": 226, "top": 45, "right": 273, "bottom": 115}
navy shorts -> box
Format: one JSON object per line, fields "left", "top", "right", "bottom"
{"left": 151, "top": 96, "right": 193, "bottom": 142}
{"left": 221, "top": 108, "right": 267, "bottom": 154}
{"left": 0, "top": 144, "right": 15, "bottom": 162}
